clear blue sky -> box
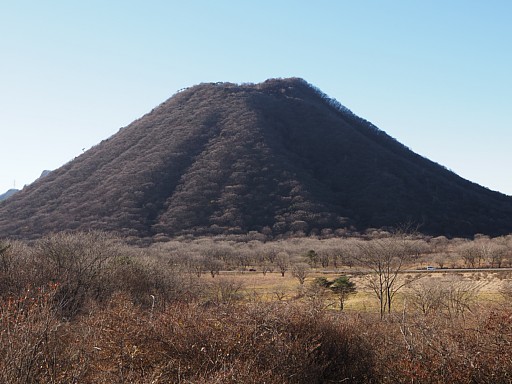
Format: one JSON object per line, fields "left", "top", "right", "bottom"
{"left": 1, "top": 1, "right": 511, "bottom": 195}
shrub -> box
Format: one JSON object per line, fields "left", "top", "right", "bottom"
{"left": 0, "top": 285, "right": 61, "bottom": 383}
{"left": 32, "top": 231, "right": 121, "bottom": 317}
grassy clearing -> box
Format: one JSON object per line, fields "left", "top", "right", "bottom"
{"left": 215, "top": 269, "right": 509, "bottom": 314}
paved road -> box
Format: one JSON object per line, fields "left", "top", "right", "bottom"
{"left": 405, "top": 267, "right": 512, "bottom": 273}
{"left": 317, "top": 267, "right": 512, "bottom": 275}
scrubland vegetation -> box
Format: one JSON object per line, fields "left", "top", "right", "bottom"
{"left": 2, "top": 230, "right": 512, "bottom": 383}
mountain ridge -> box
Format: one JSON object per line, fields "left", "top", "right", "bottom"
{"left": 0, "top": 189, "right": 19, "bottom": 201}
{"left": 1, "top": 78, "right": 511, "bottom": 240}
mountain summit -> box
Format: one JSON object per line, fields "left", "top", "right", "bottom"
{"left": 1, "top": 78, "right": 511, "bottom": 239}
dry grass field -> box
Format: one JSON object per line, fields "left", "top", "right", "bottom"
{"left": 213, "top": 268, "right": 511, "bottom": 313}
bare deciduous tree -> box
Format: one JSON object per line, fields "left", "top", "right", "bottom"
{"left": 407, "top": 279, "right": 447, "bottom": 316}
{"left": 408, "top": 276, "right": 484, "bottom": 318}
{"left": 433, "top": 254, "right": 447, "bottom": 269}
{"left": 275, "top": 252, "right": 290, "bottom": 277}
{"left": 481, "top": 240, "right": 507, "bottom": 268}
{"left": 188, "top": 255, "right": 206, "bottom": 278}
{"left": 272, "top": 285, "right": 287, "bottom": 301}
{"left": 209, "top": 278, "right": 245, "bottom": 304}
{"left": 291, "top": 262, "right": 310, "bottom": 285}
{"left": 458, "top": 242, "right": 481, "bottom": 268}
{"left": 203, "top": 257, "right": 224, "bottom": 278}
{"left": 355, "top": 234, "right": 422, "bottom": 319}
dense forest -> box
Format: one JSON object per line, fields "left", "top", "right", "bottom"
{"left": 1, "top": 78, "right": 512, "bottom": 240}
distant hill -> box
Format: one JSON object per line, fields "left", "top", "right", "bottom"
{"left": 0, "top": 170, "right": 51, "bottom": 202}
{"left": 0, "top": 189, "right": 19, "bottom": 201}
{"left": 1, "top": 78, "right": 512, "bottom": 240}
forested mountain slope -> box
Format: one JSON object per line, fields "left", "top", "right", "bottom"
{"left": 1, "top": 78, "right": 511, "bottom": 239}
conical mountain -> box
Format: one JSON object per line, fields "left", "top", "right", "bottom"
{"left": 1, "top": 78, "right": 511, "bottom": 240}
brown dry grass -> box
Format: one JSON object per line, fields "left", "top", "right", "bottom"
{"left": 3, "top": 283, "right": 512, "bottom": 383}
{"left": 2, "top": 232, "right": 512, "bottom": 383}
{"left": 215, "top": 269, "right": 510, "bottom": 313}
